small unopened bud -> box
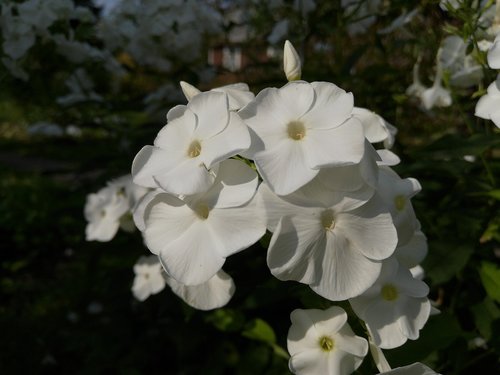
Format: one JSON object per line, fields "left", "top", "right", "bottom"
{"left": 180, "top": 81, "right": 201, "bottom": 101}
{"left": 283, "top": 40, "right": 301, "bottom": 81}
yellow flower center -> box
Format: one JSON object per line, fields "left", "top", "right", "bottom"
{"left": 381, "top": 284, "right": 399, "bottom": 301}
{"left": 187, "top": 140, "right": 202, "bottom": 158}
{"left": 319, "top": 336, "right": 334, "bottom": 352}
{"left": 321, "top": 210, "right": 335, "bottom": 231}
{"left": 194, "top": 203, "right": 210, "bottom": 220}
{"left": 287, "top": 121, "right": 306, "bottom": 140}
{"left": 394, "top": 195, "right": 406, "bottom": 211}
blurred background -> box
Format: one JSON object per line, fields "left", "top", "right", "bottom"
{"left": 1, "top": 0, "right": 499, "bottom": 373}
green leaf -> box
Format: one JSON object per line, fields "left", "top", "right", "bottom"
{"left": 471, "top": 297, "right": 500, "bottom": 340}
{"left": 205, "top": 309, "right": 245, "bottom": 332}
{"left": 479, "top": 262, "right": 500, "bottom": 303}
{"left": 423, "top": 242, "right": 473, "bottom": 285}
{"left": 242, "top": 318, "right": 276, "bottom": 345}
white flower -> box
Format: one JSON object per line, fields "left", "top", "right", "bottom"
{"left": 350, "top": 258, "right": 431, "bottom": 349}
{"left": 421, "top": 80, "right": 452, "bottom": 110}
{"left": 287, "top": 306, "right": 368, "bottom": 375}
{"left": 141, "top": 159, "right": 266, "bottom": 285}
{"left": 439, "top": 36, "right": 482, "bottom": 88}
{"left": 283, "top": 40, "right": 302, "bottom": 81}
{"left": 132, "top": 255, "right": 166, "bottom": 301}
{"left": 84, "top": 175, "right": 147, "bottom": 241}
{"left": 260, "top": 181, "right": 397, "bottom": 301}
{"left": 240, "top": 80, "right": 365, "bottom": 195}
{"left": 352, "top": 107, "right": 397, "bottom": 149}
{"left": 180, "top": 81, "right": 255, "bottom": 111}
{"left": 475, "top": 75, "right": 500, "bottom": 128}
{"left": 132, "top": 91, "right": 250, "bottom": 195}
{"left": 380, "top": 362, "right": 442, "bottom": 374}
{"left": 166, "top": 269, "right": 235, "bottom": 311}
{"left": 377, "top": 166, "right": 421, "bottom": 246}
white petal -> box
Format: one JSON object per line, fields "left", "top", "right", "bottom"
{"left": 133, "top": 190, "right": 161, "bottom": 232}
{"left": 166, "top": 269, "right": 235, "bottom": 310}
{"left": 144, "top": 193, "right": 197, "bottom": 255}
{"left": 303, "top": 117, "right": 365, "bottom": 169}
{"left": 304, "top": 82, "right": 354, "bottom": 129}
{"left": 202, "top": 159, "right": 258, "bottom": 209}
{"left": 166, "top": 104, "right": 188, "bottom": 122}
{"left": 352, "top": 107, "right": 389, "bottom": 143}
{"left": 364, "top": 300, "right": 407, "bottom": 349}
{"left": 257, "top": 182, "right": 318, "bottom": 232}
{"left": 158, "top": 219, "right": 226, "bottom": 285}
{"left": 475, "top": 92, "right": 499, "bottom": 120}
{"left": 267, "top": 215, "right": 325, "bottom": 285}
{"left": 336, "top": 324, "right": 369, "bottom": 357}
{"left": 396, "top": 265, "right": 429, "bottom": 298}
{"left": 289, "top": 349, "right": 329, "bottom": 375}
{"left": 154, "top": 110, "right": 196, "bottom": 149}
{"left": 131, "top": 146, "right": 173, "bottom": 189}
{"left": 189, "top": 91, "right": 229, "bottom": 139}
{"left": 381, "top": 362, "right": 441, "bottom": 375}
{"left": 396, "top": 297, "right": 431, "bottom": 341}
{"left": 213, "top": 83, "right": 255, "bottom": 111}
{"left": 488, "top": 37, "right": 500, "bottom": 69}
{"left": 85, "top": 217, "right": 120, "bottom": 242}
{"left": 207, "top": 197, "right": 266, "bottom": 257}
{"left": 201, "top": 112, "right": 250, "bottom": 169}
{"left": 311, "top": 233, "right": 382, "bottom": 300}
{"left": 153, "top": 157, "right": 216, "bottom": 196}
{"left": 132, "top": 277, "right": 152, "bottom": 301}
{"left": 279, "top": 81, "right": 315, "bottom": 119}
{"left": 336, "top": 195, "right": 397, "bottom": 261}
{"left": 395, "top": 231, "right": 428, "bottom": 268}
{"left": 255, "top": 139, "right": 318, "bottom": 195}
{"left": 377, "top": 149, "right": 401, "bottom": 166}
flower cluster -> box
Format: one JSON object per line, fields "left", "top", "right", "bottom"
{"left": 97, "top": 40, "right": 436, "bottom": 374}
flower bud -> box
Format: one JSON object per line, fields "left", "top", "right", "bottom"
{"left": 180, "top": 81, "right": 201, "bottom": 101}
{"left": 283, "top": 40, "right": 301, "bottom": 81}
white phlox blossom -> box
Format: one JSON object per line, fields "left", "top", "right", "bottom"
{"left": 352, "top": 107, "right": 398, "bottom": 149}
{"left": 421, "top": 72, "right": 452, "bottom": 110}
{"left": 165, "top": 269, "right": 235, "bottom": 311}
{"left": 259, "top": 179, "right": 398, "bottom": 301}
{"left": 239, "top": 80, "right": 365, "bottom": 196}
{"left": 180, "top": 81, "right": 255, "bottom": 111}
{"left": 287, "top": 306, "right": 368, "bottom": 374}
{"left": 132, "top": 91, "right": 251, "bottom": 195}
{"left": 141, "top": 159, "right": 266, "bottom": 286}
{"left": 377, "top": 166, "right": 421, "bottom": 246}
{"left": 132, "top": 255, "right": 166, "bottom": 301}
{"left": 475, "top": 75, "right": 500, "bottom": 128}
{"left": 84, "top": 175, "right": 148, "bottom": 241}
{"left": 350, "top": 258, "right": 431, "bottom": 349}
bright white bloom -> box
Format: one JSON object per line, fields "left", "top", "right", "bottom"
{"left": 180, "top": 81, "right": 254, "bottom": 111}
{"left": 132, "top": 91, "right": 250, "bottom": 195}
{"left": 260, "top": 181, "right": 397, "bottom": 301}
{"left": 283, "top": 40, "right": 301, "bottom": 81}
{"left": 132, "top": 255, "right": 166, "bottom": 301}
{"left": 287, "top": 306, "right": 368, "bottom": 374}
{"left": 240, "top": 80, "right": 365, "bottom": 195}
{"left": 142, "top": 159, "right": 266, "bottom": 285}
{"left": 380, "top": 362, "right": 441, "bottom": 374}
{"left": 377, "top": 166, "right": 421, "bottom": 246}
{"left": 352, "top": 107, "right": 397, "bottom": 149}
{"left": 84, "top": 175, "right": 147, "bottom": 241}
{"left": 377, "top": 150, "right": 401, "bottom": 166}
{"left": 475, "top": 75, "right": 500, "bottom": 128}
{"left": 350, "top": 258, "right": 431, "bottom": 349}
{"left": 166, "top": 269, "right": 235, "bottom": 311}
